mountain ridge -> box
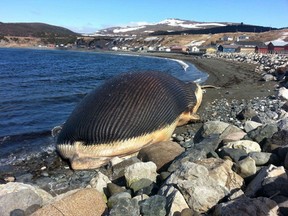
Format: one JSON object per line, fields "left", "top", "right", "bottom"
{"left": 91, "top": 18, "right": 278, "bottom": 36}
{"left": 0, "top": 22, "right": 79, "bottom": 37}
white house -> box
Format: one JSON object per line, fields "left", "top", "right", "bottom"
{"left": 190, "top": 46, "right": 200, "bottom": 52}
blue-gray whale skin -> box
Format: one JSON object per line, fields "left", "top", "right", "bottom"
{"left": 57, "top": 71, "right": 202, "bottom": 169}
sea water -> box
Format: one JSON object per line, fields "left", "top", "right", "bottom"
{"left": 0, "top": 48, "right": 208, "bottom": 165}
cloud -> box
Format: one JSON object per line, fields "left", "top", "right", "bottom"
{"left": 64, "top": 25, "right": 98, "bottom": 34}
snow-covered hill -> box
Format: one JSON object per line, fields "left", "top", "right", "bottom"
{"left": 90, "top": 18, "right": 229, "bottom": 36}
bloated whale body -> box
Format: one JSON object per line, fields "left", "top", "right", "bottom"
{"left": 57, "top": 71, "right": 203, "bottom": 169}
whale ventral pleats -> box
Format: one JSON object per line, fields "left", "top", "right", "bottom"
{"left": 57, "top": 71, "right": 197, "bottom": 146}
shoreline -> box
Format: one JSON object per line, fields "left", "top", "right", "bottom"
{"left": 0, "top": 47, "right": 278, "bottom": 102}
{"left": 1, "top": 49, "right": 288, "bottom": 215}
{"left": 139, "top": 52, "right": 277, "bottom": 113}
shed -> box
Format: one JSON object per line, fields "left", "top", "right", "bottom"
{"left": 255, "top": 44, "right": 268, "bottom": 53}
{"left": 236, "top": 41, "right": 266, "bottom": 53}
{"left": 267, "top": 41, "right": 288, "bottom": 54}
{"left": 199, "top": 46, "right": 217, "bottom": 54}
{"left": 218, "top": 45, "right": 240, "bottom": 53}
{"left": 170, "top": 46, "right": 189, "bottom": 53}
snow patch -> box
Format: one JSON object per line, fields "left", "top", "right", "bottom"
{"left": 113, "top": 26, "right": 146, "bottom": 33}
{"left": 157, "top": 18, "right": 226, "bottom": 29}
{"left": 144, "top": 37, "right": 159, "bottom": 42}
{"left": 187, "top": 40, "right": 206, "bottom": 46}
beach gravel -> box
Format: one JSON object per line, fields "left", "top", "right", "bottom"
{"left": 1, "top": 52, "right": 288, "bottom": 215}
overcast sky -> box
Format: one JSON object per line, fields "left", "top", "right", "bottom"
{"left": 1, "top": 0, "right": 287, "bottom": 33}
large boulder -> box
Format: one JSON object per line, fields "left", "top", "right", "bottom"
{"left": 0, "top": 182, "right": 53, "bottom": 216}
{"left": 31, "top": 188, "right": 107, "bottom": 216}
{"left": 222, "top": 140, "right": 261, "bottom": 153}
{"left": 213, "top": 196, "right": 279, "bottom": 216}
{"left": 124, "top": 161, "right": 157, "bottom": 187}
{"left": 278, "top": 87, "right": 288, "bottom": 101}
{"left": 164, "top": 158, "right": 243, "bottom": 213}
{"left": 137, "top": 141, "right": 184, "bottom": 172}
{"left": 140, "top": 195, "right": 166, "bottom": 216}
{"left": 158, "top": 185, "right": 189, "bottom": 216}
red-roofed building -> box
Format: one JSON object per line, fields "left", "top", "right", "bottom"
{"left": 267, "top": 41, "right": 288, "bottom": 54}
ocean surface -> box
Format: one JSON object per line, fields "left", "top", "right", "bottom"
{"left": 0, "top": 48, "right": 208, "bottom": 165}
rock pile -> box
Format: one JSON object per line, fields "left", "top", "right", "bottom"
{"left": 1, "top": 53, "right": 288, "bottom": 215}
{"left": 1, "top": 92, "right": 288, "bottom": 215}
{"left": 207, "top": 52, "right": 288, "bottom": 88}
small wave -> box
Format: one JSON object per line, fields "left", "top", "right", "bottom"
{"left": 0, "top": 130, "right": 52, "bottom": 144}
{"left": 194, "top": 74, "right": 209, "bottom": 83}
{"left": 0, "top": 143, "right": 56, "bottom": 166}
{"left": 170, "top": 59, "right": 189, "bottom": 71}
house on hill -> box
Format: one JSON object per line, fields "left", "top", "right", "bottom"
{"left": 219, "top": 35, "right": 233, "bottom": 42}
{"left": 218, "top": 44, "right": 240, "bottom": 53}
{"left": 267, "top": 41, "right": 288, "bottom": 54}
{"left": 236, "top": 35, "right": 250, "bottom": 41}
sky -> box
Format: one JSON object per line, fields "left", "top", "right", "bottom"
{"left": 0, "top": 0, "right": 287, "bottom": 34}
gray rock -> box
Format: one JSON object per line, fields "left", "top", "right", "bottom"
{"left": 0, "top": 182, "right": 53, "bottom": 216}
{"left": 10, "top": 209, "right": 26, "bottom": 216}
{"left": 278, "top": 117, "right": 288, "bottom": 131}
{"left": 168, "top": 148, "right": 207, "bottom": 173}
{"left": 109, "top": 197, "right": 140, "bottom": 216}
{"left": 272, "top": 195, "right": 288, "bottom": 216}
{"left": 262, "top": 73, "right": 276, "bottom": 82}
{"left": 194, "top": 134, "right": 222, "bottom": 154}
{"left": 195, "top": 158, "right": 244, "bottom": 191}
{"left": 158, "top": 185, "right": 189, "bottom": 216}
{"left": 124, "top": 162, "right": 157, "bottom": 188}
{"left": 174, "top": 135, "right": 185, "bottom": 142}
{"left": 111, "top": 157, "right": 142, "bottom": 181}
{"left": 107, "top": 192, "right": 132, "bottom": 209}
{"left": 223, "top": 140, "right": 261, "bottom": 153}
{"left": 140, "top": 195, "right": 166, "bottom": 216}
{"left": 107, "top": 183, "right": 126, "bottom": 197}
{"left": 265, "top": 129, "right": 288, "bottom": 151}
{"left": 248, "top": 152, "right": 278, "bottom": 166}
{"left": 278, "top": 87, "right": 288, "bottom": 101}
{"left": 88, "top": 171, "right": 111, "bottom": 197}
{"left": 220, "top": 124, "right": 246, "bottom": 141}
{"left": 247, "top": 123, "right": 278, "bottom": 144}
{"left": 165, "top": 161, "right": 229, "bottom": 213}
{"left": 213, "top": 196, "right": 279, "bottom": 216}
{"left": 237, "top": 107, "right": 257, "bottom": 120}
{"left": 262, "top": 175, "right": 288, "bottom": 197}
{"left": 281, "top": 101, "right": 288, "bottom": 112}
{"left": 217, "top": 147, "right": 248, "bottom": 162}
{"left": 15, "top": 173, "right": 33, "bottom": 183}
{"left": 245, "top": 165, "right": 286, "bottom": 197}
{"left": 237, "top": 156, "right": 257, "bottom": 178}
{"left": 130, "top": 178, "right": 153, "bottom": 193}
{"left": 244, "top": 120, "right": 263, "bottom": 133}
{"left": 199, "top": 121, "right": 230, "bottom": 139}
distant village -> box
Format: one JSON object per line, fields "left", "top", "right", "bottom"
{"left": 74, "top": 34, "right": 288, "bottom": 55}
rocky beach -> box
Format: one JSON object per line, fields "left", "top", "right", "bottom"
{"left": 1, "top": 52, "right": 288, "bottom": 216}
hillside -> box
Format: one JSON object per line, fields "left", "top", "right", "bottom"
{"left": 0, "top": 19, "right": 287, "bottom": 49}
{"left": 0, "top": 22, "right": 79, "bottom": 37}
{"left": 91, "top": 18, "right": 278, "bottom": 37}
